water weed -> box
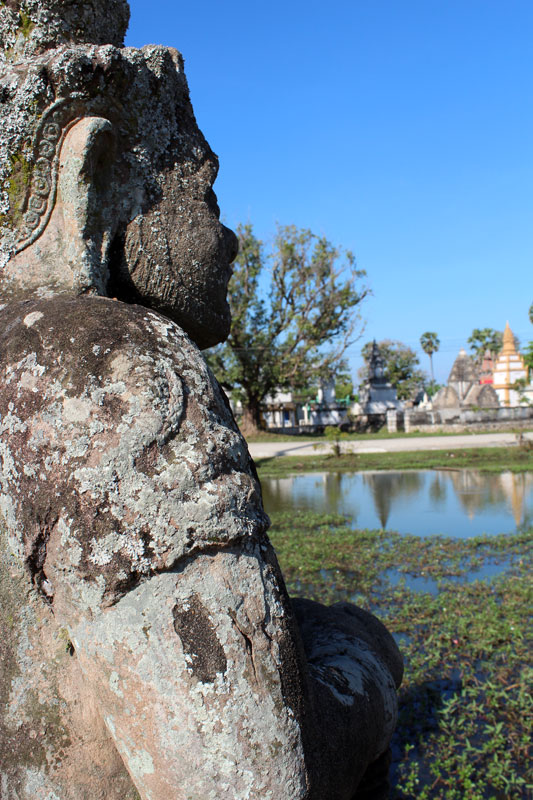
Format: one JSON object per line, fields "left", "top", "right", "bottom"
{"left": 268, "top": 511, "right": 532, "bottom": 799}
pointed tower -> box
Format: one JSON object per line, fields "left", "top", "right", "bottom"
{"left": 359, "top": 341, "right": 402, "bottom": 413}
{"left": 447, "top": 348, "right": 479, "bottom": 401}
{"left": 492, "top": 323, "right": 528, "bottom": 407}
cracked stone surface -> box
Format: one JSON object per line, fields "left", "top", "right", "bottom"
{"left": 0, "top": 2, "right": 402, "bottom": 798}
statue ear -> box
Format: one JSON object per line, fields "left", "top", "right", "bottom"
{"left": 57, "top": 116, "right": 118, "bottom": 295}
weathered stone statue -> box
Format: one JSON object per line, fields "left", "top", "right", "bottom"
{"left": 0, "top": 2, "right": 402, "bottom": 798}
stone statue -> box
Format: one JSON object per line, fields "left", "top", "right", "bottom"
{"left": 0, "top": 2, "right": 402, "bottom": 798}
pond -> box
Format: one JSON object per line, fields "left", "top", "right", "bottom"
{"left": 261, "top": 469, "right": 533, "bottom": 537}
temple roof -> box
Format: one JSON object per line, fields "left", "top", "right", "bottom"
{"left": 448, "top": 348, "right": 479, "bottom": 385}
{"left": 493, "top": 322, "right": 526, "bottom": 372}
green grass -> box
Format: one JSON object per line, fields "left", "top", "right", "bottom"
{"left": 256, "top": 446, "right": 533, "bottom": 478}
{"left": 269, "top": 511, "right": 533, "bottom": 799}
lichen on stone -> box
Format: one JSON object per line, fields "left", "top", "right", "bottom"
{"left": 0, "top": 0, "right": 130, "bottom": 55}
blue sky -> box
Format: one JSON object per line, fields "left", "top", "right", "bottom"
{"left": 126, "top": 0, "right": 533, "bottom": 385}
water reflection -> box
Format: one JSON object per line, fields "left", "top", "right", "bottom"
{"left": 261, "top": 470, "right": 533, "bottom": 538}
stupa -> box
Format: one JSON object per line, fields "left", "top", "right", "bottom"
{"left": 492, "top": 323, "right": 528, "bottom": 407}
{"left": 359, "top": 340, "right": 403, "bottom": 413}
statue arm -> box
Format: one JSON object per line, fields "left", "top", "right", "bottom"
{"left": 68, "top": 545, "right": 311, "bottom": 800}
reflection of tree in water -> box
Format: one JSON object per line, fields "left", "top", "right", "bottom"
{"left": 261, "top": 477, "right": 301, "bottom": 513}
{"left": 261, "top": 473, "right": 352, "bottom": 517}
{"left": 362, "top": 472, "right": 423, "bottom": 528}
{"left": 324, "top": 472, "right": 345, "bottom": 509}
{"left": 429, "top": 474, "right": 447, "bottom": 506}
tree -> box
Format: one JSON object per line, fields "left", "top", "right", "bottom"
{"left": 467, "top": 328, "right": 503, "bottom": 364}
{"left": 206, "top": 223, "right": 369, "bottom": 432}
{"left": 524, "top": 342, "right": 533, "bottom": 373}
{"left": 467, "top": 327, "right": 520, "bottom": 364}
{"left": 419, "top": 331, "right": 440, "bottom": 382}
{"left": 359, "top": 339, "right": 427, "bottom": 400}
{"left": 335, "top": 372, "right": 354, "bottom": 402}
{"left": 524, "top": 304, "right": 533, "bottom": 374}
{"left": 424, "top": 380, "right": 442, "bottom": 398}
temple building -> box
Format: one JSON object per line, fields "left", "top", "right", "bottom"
{"left": 358, "top": 341, "right": 403, "bottom": 413}
{"left": 432, "top": 348, "right": 499, "bottom": 409}
{"left": 492, "top": 322, "right": 529, "bottom": 407}
{"left": 480, "top": 349, "right": 495, "bottom": 384}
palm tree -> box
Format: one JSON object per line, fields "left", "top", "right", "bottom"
{"left": 420, "top": 331, "right": 440, "bottom": 383}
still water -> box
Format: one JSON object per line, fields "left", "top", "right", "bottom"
{"left": 261, "top": 469, "right": 533, "bottom": 538}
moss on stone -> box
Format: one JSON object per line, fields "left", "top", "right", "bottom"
{"left": 57, "top": 627, "right": 75, "bottom": 655}
{"left": 18, "top": 10, "right": 35, "bottom": 38}
{"left": 0, "top": 151, "right": 33, "bottom": 230}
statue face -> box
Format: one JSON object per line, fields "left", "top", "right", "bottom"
{"left": 103, "top": 44, "right": 240, "bottom": 350}
{"left": 0, "top": 44, "right": 237, "bottom": 349}
{"left": 119, "top": 140, "right": 238, "bottom": 350}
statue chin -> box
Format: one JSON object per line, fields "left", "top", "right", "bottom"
{"left": 153, "top": 291, "right": 232, "bottom": 350}
{"left": 178, "top": 298, "right": 232, "bottom": 350}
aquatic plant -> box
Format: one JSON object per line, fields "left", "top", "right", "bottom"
{"left": 269, "top": 511, "right": 533, "bottom": 798}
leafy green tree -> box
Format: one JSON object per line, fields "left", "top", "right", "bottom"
{"left": 359, "top": 339, "right": 427, "bottom": 400}
{"left": 513, "top": 304, "right": 533, "bottom": 401}
{"left": 523, "top": 342, "right": 533, "bottom": 373}
{"left": 467, "top": 327, "right": 520, "bottom": 364}
{"left": 335, "top": 372, "right": 354, "bottom": 402}
{"left": 467, "top": 328, "right": 503, "bottom": 364}
{"left": 524, "top": 306, "right": 533, "bottom": 375}
{"left": 425, "top": 380, "right": 442, "bottom": 398}
{"left": 206, "top": 223, "right": 368, "bottom": 432}
{"left": 419, "top": 331, "right": 440, "bottom": 382}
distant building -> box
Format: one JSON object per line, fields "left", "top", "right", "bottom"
{"left": 262, "top": 391, "right": 298, "bottom": 429}
{"left": 357, "top": 341, "right": 403, "bottom": 414}
{"left": 433, "top": 348, "right": 499, "bottom": 409}
{"left": 263, "top": 378, "right": 349, "bottom": 430}
{"left": 492, "top": 322, "right": 529, "bottom": 407}
{"left": 480, "top": 349, "right": 495, "bottom": 384}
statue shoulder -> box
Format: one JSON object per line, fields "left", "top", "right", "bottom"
{"left": 0, "top": 297, "right": 266, "bottom": 615}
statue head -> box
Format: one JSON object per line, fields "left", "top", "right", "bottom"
{"left": 0, "top": 0, "right": 130, "bottom": 53}
{"left": 0, "top": 0, "right": 237, "bottom": 348}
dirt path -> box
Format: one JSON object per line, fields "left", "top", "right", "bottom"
{"left": 247, "top": 431, "right": 533, "bottom": 459}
